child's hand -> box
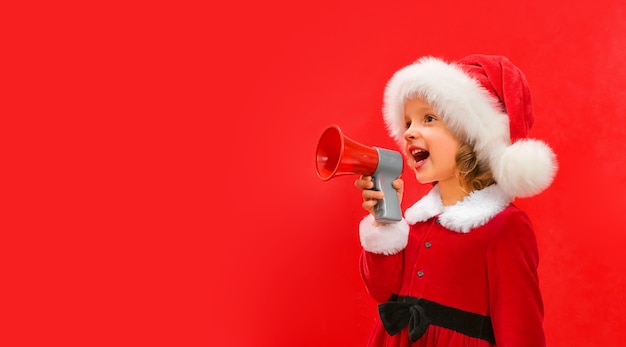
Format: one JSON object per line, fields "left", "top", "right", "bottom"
{"left": 355, "top": 175, "right": 404, "bottom": 219}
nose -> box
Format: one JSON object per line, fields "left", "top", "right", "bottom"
{"left": 404, "top": 123, "right": 419, "bottom": 141}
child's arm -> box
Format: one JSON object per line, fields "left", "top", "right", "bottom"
{"left": 355, "top": 176, "right": 408, "bottom": 302}
{"left": 359, "top": 246, "right": 404, "bottom": 303}
{"left": 487, "top": 210, "right": 546, "bottom": 347}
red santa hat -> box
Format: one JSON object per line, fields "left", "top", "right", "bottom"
{"left": 383, "top": 54, "right": 558, "bottom": 198}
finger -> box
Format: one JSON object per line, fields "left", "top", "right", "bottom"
{"left": 355, "top": 176, "right": 374, "bottom": 190}
{"left": 392, "top": 178, "right": 404, "bottom": 205}
{"left": 362, "top": 200, "right": 377, "bottom": 214}
{"left": 392, "top": 178, "right": 404, "bottom": 191}
{"left": 362, "top": 189, "right": 384, "bottom": 201}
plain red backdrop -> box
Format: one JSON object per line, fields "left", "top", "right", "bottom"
{"left": 3, "top": 0, "right": 626, "bottom": 346}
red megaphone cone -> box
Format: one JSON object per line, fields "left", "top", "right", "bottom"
{"left": 315, "top": 125, "right": 379, "bottom": 180}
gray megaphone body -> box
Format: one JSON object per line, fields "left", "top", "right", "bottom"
{"left": 315, "top": 125, "right": 404, "bottom": 224}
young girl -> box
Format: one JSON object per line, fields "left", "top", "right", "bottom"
{"left": 355, "top": 55, "right": 558, "bottom": 346}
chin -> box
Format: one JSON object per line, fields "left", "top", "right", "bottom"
{"left": 414, "top": 173, "right": 434, "bottom": 185}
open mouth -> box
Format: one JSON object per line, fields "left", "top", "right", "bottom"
{"left": 411, "top": 148, "right": 430, "bottom": 163}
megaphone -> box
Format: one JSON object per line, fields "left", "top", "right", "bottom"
{"left": 315, "top": 124, "right": 404, "bottom": 223}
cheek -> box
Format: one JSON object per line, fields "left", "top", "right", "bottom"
{"left": 432, "top": 135, "right": 461, "bottom": 166}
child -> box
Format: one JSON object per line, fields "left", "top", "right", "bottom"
{"left": 355, "top": 55, "right": 558, "bottom": 346}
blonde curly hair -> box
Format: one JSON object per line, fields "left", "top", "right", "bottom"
{"left": 455, "top": 142, "right": 495, "bottom": 194}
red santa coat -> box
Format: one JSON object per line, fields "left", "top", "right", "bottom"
{"left": 359, "top": 184, "right": 546, "bottom": 347}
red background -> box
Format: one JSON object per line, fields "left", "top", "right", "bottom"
{"left": 4, "top": 0, "right": 626, "bottom": 346}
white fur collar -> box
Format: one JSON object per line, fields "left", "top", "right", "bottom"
{"left": 404, "top": 184, "right": 513, "bottom": 233}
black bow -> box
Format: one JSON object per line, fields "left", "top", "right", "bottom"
{"left": 378, "top": 297, "right": 429, "bottom": 342}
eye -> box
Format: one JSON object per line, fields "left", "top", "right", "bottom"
{"left": 424, "top": 115, "right": 436, "bottom": 123}
{"left": 405, "top": 120, "right": 412, "bottom": 129}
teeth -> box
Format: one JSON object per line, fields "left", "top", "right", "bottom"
{"left": 411, "top": 149, "right": 424, "bottom": 155}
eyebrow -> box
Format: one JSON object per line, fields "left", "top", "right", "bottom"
{"left": 404, "top": 107, "right": 435, "bottom": 116}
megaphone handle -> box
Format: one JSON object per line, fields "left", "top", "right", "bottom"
{"left": 372, "top": 148, "right": 403, "bottom": 224}
{"left": 372, "top": 175, "right": 402, "bottom": 223}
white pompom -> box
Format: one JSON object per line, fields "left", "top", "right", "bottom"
{"left": 495, "top": 139, "right": 558, "bottom": 198}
